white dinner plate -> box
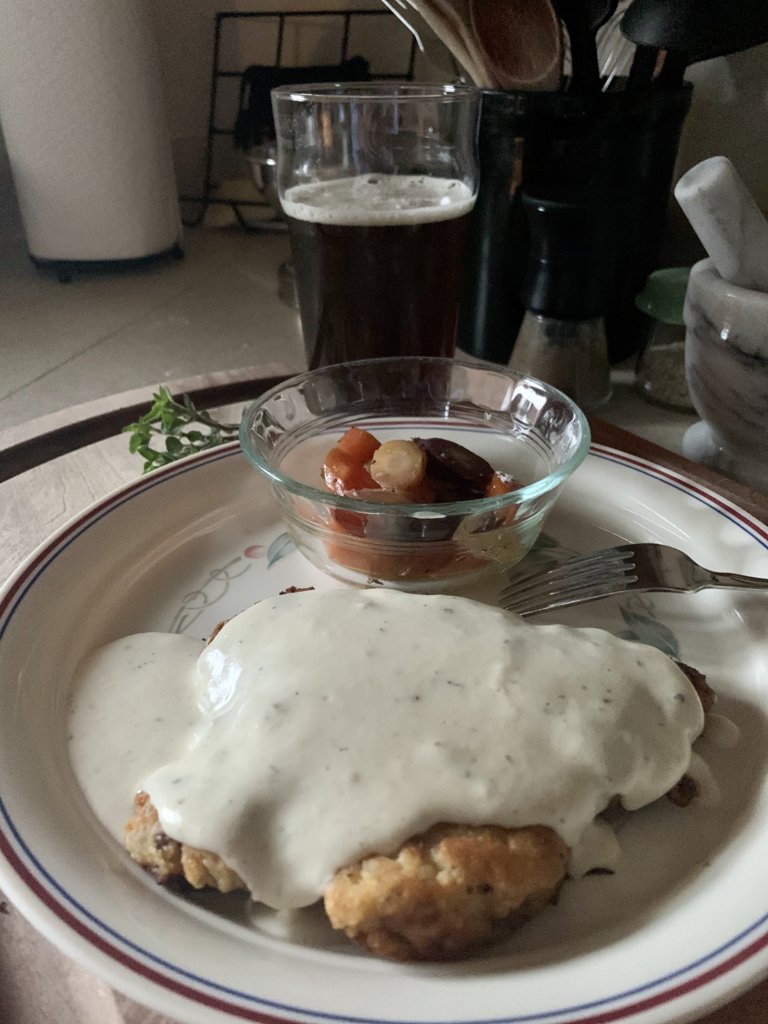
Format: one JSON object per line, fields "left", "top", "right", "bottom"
{"left": 1, "top": 439, "right": 768, "bottom": 1024}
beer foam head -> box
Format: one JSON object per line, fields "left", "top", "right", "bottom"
{"left": 281, "top": 175, "right": 475, "bottom": 227}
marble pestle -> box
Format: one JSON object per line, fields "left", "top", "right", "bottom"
{"left": 674, "top": 155, "right": 768, "bottom": 292}
{"left": 674, "top": 156, "right": 768, "bottom": 492}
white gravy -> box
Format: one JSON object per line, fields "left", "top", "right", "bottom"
{"left": 68, "top": 589, "right": 706, "bottom": 910}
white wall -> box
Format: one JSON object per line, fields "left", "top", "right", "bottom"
{"left": 662, "top": 42, "right": 768, "bottom": 264}
{"left": 677, "top": 44, "right": 768, "bottom": 202}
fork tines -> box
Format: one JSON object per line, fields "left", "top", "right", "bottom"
{"left": 502, "top": 545, "right": 639, "bottom": 616}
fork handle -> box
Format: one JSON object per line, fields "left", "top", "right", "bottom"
{"left": 707, "top": 570, "right": 768, "bottom": 590}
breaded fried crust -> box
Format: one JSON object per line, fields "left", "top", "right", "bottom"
{"left": 125, "top": 792, "right": 246, "bottom": 894}
{"left": 124, "top": 791, "right": 183, "bottom": 883}
{"left": 324, "top": 823, "right": 568, "bottom": 961}
{"left": 125, "top": 795, "right": 567, "bottom": 959}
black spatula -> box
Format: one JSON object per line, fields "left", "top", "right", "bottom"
{"left": 556, "top": 0, "right": 619, "bottom": 93}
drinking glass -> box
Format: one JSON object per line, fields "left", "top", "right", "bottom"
{"left": 271, "top": 82, "right": 479, "bottom": 369}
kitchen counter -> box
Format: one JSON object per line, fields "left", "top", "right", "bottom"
{"left": 601, "top": 364, "right": 699, "bottom": 456}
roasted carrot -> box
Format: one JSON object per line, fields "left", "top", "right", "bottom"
{"left": 336, "top": 427, "right": 381, "bottom": 463}
{"left": 323, "top": 447, "right": 379, "bottom": 494}
{"left": 325, "top": 522, "right": 455, "bottom": 580}
{"left": 484, "top": 472, "right": 520, "bottom": 497}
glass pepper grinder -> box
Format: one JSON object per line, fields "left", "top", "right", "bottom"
{"left": 634, "top": 266, "right": 694, "bottom": 411}
{"left": 508, "top": 193, "right": 614, "bottom": 411}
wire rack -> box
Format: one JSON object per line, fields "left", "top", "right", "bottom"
{"left": 181, "top": 8, "right": 418, "bottom": 230}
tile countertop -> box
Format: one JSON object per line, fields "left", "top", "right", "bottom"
{"left": 599, "top": 365, "right": 699, "bottom": 458}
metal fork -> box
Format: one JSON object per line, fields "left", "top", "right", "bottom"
{"left": 501, "top": 543, "right": 768, "bottom": 617}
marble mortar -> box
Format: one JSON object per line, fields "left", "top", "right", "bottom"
{"left": 683, "top": 257, "right": 768, "bottom": 492}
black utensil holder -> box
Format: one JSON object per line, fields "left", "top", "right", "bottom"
{"left": 458, "top": 81, "right": 693, "bottom": 365}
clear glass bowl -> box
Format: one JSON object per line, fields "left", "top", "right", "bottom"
{"left": 240, "top": 357, "right": 590, "bottom": 592}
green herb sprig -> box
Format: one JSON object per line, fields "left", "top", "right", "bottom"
{"left": 124, "top": 387, "right": 239, "bottom": 473}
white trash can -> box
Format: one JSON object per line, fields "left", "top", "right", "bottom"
{"left": 0, "top": 0, "right": 182, "bottom": 274}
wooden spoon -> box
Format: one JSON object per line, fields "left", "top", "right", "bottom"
{"left": 404, "top": 0, "right": 492, "bottom": 85}
{"left": 431, "top": 0, "right": 498, "bottom": 86}
{"left": 469, "top": 0, "right": 563, "bottom": 91}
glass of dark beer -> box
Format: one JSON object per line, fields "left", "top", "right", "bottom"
{"left": 271, "top": 82, "right": 479, "bottom": 369}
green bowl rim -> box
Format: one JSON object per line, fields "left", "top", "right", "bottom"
{"left": 239, "top": 357, "right": 591, "bottom": 517}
